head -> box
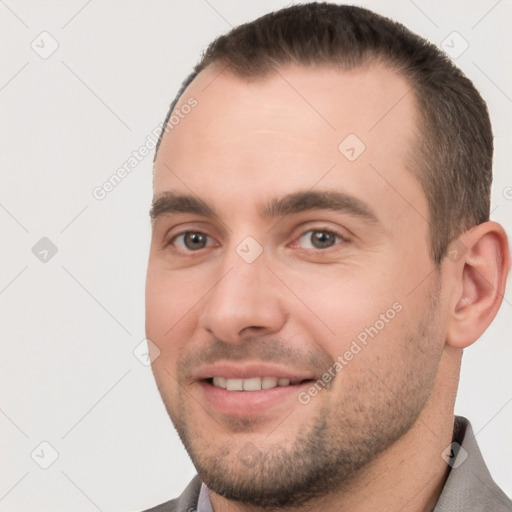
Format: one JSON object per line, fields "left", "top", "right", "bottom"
{"left": 146, "top": 3, "right": 509, "bottom": 508}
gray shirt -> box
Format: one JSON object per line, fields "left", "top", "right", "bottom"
{"left": 142, "top": 417, "right": 511, "bottom": 511}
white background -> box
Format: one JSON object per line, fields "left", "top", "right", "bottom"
{"left": 1, "top": 1, "right": 511, "bottom": 510}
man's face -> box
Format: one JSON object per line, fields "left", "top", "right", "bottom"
{"left": 146, "top": 64, "right": 448, "bottom": 507}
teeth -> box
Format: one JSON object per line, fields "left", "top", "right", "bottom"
{"left": 211, "top": 377, "right": 295, "bottom": 391}
{"left": 226, "top": 378, "right": 243, "bottom": 391}
{"left": 262, "top": 377, "right": 278, "bottom": 389}
{"left": 243, "top": 377, "right": 262, "bottom": 391}
{"left": 212, "top": 377, "right": 226, "bottom": 388}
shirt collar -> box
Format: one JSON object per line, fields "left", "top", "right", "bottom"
{"left": 197, "top": 481, "right": 214, "bottom": 512}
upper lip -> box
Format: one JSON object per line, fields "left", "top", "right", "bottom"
{"left": 193, "top": 362, "right": 316, "bottom": 382}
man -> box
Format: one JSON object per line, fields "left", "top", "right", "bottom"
{"left": 144, "top": 3, "right": 510, "bottom": 511}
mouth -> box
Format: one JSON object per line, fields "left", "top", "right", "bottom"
{"left": 191, "top": 362, "right": 320, "bottom": 417}
{"left": 205, "top": 376, "right": 312, "bottom": 391}
{"left": 198, "top": 376, "right": 316, "bottom": 417}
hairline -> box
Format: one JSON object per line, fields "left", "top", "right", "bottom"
{"left": 153, "top": 60, "right": 441, "bottom": 262}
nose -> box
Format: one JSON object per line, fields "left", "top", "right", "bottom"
{"left": 198, "top": 251, "right": 287, "bottom": 343}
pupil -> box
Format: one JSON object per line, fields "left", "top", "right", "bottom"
{"left": 185, "top": 232, "right": 206, "bottom": 250}
{"left": 312, "top": 231, "right": 334, "bottom": 249}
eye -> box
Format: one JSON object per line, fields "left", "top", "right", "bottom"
{"left": 297, "top": 229, "right": 344, "bottom": 250}
{"left": 171, "top": 231, "right": 216, "bottom": 251}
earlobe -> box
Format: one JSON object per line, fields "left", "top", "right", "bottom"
{"left": 446, "top": 221, "right": 510, "bottom": 349}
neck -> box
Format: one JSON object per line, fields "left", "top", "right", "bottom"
{"left": 209, "top": 347, "right": 461, "bottom": 512}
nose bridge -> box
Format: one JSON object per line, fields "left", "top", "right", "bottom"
{"left": 215, "top": 233, "right": 269, "bottom": 294}
{"left": 198, "top": 240, "right": 286, "bottom": 341}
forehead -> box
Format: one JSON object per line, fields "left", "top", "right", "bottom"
{"left": 154, "top": 63, "right": 426, "bottom": 229}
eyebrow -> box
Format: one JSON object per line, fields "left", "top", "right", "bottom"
{"left": 150, "top": 190, "right": 378, "bottom": 224}
{"left": 150, "top": 192, "right": 216, "bottom": 221}
{"left": 261, "top": 190, "right": 378, "bottom": 223}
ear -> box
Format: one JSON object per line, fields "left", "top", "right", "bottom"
{"left": 445, "top": 221, "right": 510, "bottom": 349}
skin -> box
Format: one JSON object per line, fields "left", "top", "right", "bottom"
{"left": 146, "top": 63, "right": 509, "bottom": 512}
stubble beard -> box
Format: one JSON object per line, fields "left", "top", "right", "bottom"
{"left": 159, "top": 290, "right": 443, "bottom": 509}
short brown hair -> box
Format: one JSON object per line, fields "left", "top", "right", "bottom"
{"left": 155, "top": 2, "right": 493, "bottom": 263}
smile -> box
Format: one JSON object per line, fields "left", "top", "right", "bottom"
{"left": 210, "top": 376, "right": 306, "bottom": 391}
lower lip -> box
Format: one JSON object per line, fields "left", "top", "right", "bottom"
{"left": 198, "top": 380, "right": 312, "bottom": 417}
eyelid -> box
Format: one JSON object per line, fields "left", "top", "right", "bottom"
{"left": 288, "top": 226, "right": 350, "bottom": 250}
{"left": 176, "top": 232, "right": 215, "bottom": 248}
{"left": 168, "top": 230, "right": 218, "bottom": 251}
{"left": 160, "top": 221, "right": 218, "bottom": 252}
{"left": 161, "top": 220, "right": 217, "bottom": 244}
{"left": 292, "top": 229, "right": 346, "bottom": 252}
{"left": 162, "top": 222, "right": 351, "bottom": 253}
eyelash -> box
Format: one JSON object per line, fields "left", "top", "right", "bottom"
{"left": 292, "top": 228, "right": 346, "bottom": 250}
{"left": 170, "top": 231, "right": 217, "bottom": 251}
{"left": 167, "top": 227, "right": 348, "bottom": 253}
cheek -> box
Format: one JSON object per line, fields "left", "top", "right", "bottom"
{"left": 285, "top": 259, "right": 429, "bottom": 377}
{"left": 145, "top": 270, "right": 200, "bottom": 407}
{"left": 291, "top": 267, "right": 400, "bottom": 337}
{"left": 145, "top": 266, "right": 201, "bottom": 361}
